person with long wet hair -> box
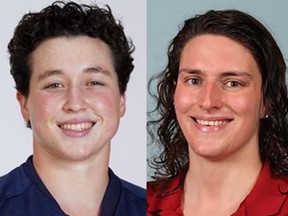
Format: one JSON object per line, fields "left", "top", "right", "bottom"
{"left": 147, "top": 9, "right": 288, "bottom": 215}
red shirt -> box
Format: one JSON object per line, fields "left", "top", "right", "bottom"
{"left": 147, "top": 163, "right": 288, "bottom": 215}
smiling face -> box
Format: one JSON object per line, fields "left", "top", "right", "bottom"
{"left": 17, "top": 36, "right": 125, "bottom": 162}
{"left": 174, "top": 34, "right": 265, "bottom": 160}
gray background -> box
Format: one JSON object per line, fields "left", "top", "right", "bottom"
{"left": 147, "top": 0, "right": 288, "bottom": 180}
{"left": 0, "top": 0, "right": 146, "bottom": 187}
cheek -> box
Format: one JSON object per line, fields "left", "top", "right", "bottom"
{"left": 174, "top": 86, "right": 196, "bottom": 113}
{"left": 28, "top": 93, "right": 63, "bottom": 123}
{"left": 88, "top": 91, "right": 121, "bottom": 114}
{"left": 90, "top": 93, "right": 122, "bottom": 134}
{"left": 228, "top": 92, "right": 262, "bottom": 118}
{"left": 93, "top": 95, "right": 112, "bottom": 110}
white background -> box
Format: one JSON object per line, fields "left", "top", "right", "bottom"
{"left": 0, "top": 0, "right": 146, "bottom": 188}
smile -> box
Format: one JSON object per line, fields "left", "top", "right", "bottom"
{"left": 193, "top": 118, "right": 231, "bottom": 127}
{"left": 59, "top": 122, "right": 94, "bottom": 131}
{"left": 195, "top": 119, "right": 229, "bottom": 126}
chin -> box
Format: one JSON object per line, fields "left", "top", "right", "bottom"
{"left": 190, "top": 142, "right": 229, "bottom": 160}
{"left": 59, "top": 148, "right": 96, "bottom": 161}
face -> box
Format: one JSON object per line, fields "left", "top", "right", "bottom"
{"left": 17, "top": 36, "right": 126, "bottom": 162}
{"left": 174, "top": 35, "right": 265, "bottom": 160}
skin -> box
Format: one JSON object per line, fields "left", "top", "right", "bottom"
{"left": 17, "top": 35, "right": 126, "bottom": 215}
{"left": 174, "top": 34, "right": 265, "bottom": 215}
{"left": 174, "top": 34, "right": 265, "bottom": 161}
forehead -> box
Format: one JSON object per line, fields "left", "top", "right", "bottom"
{"left": 179, "top": 34, "right": 260, "bottom": 77}
{"left": 30, "top": 35, "right": 116, "bottom": 78}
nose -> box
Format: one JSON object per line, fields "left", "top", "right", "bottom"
{"left": 199, "top": 82, "right": 223, "bottom": 111}
{"left": 63, "top": 86, "right": 86, "bottom": 112}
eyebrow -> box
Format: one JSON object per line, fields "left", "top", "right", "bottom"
{"left": 179, "top": 68, "right": 253, "bottom": 80}
{"left": 83, "top": 66, "right": 112, "bottom": 76}
{"left": 37, "top": 70, "right": 63, "bottom": 82}
{"left": 37, "top": 66, "right": 112, "bottom": 82}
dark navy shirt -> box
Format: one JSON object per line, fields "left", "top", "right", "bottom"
{"left": 0, "top": 156, "right": 146, "bottom": 216}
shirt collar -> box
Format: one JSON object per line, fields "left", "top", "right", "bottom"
{"left": 147, "top": 170, "right": 185, "bottom": 214}
{"left": 23, "top": 156, "right": 122, "bottom": 216}
{"left": 23, "top": 156, "right": 61, "bottom": 208}
{"left": 235, "top": 162, "right": 288, "bottom": 215}
{"left": 148, "top": 163, "right": 288, "bottom": 215}
{"left": 100, "top": 168, "right": 122, "bottom": 216}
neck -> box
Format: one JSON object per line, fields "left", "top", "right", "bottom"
{"left": 186, "top": 156, "right": 262, "bottom": 194}
{"left": 183, "top": 145, "right": 262, "bottom": 215}
{"left": 33, "top": 145, "right": 110, "bottom": 216}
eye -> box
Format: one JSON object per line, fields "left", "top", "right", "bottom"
{"left": 225, "top": 80, "right": 243, "bottom": 88}
{"left": 186, "top": 78, "right": 202, "bottom": 86}
{"left": 87, "top": 81, "right": 104, "bottom": 86}
{"left": 44, "top": 83, "right": 64, "bottom": 89}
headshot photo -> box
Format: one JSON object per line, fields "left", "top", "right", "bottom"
{"left": 147, "top": 0, "right": 288, "bottom": 215}
{"left": 0, "top": 0, "right": 146, "bottom": 215}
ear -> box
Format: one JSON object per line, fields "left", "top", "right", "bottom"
{"left": 259, "top": 96, "right": 266, "bottom": 119}
{"left": 119, "top": 93, "right": 126, "bottom": 117}
{"left": 16, "top": 92, "right": 30, "bottom": 122}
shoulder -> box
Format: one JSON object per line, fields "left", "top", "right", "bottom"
{"left": 272, "top": 175, "right": 288, "bottom": 211}
{"left": 147, "top": 174, "right": 184, "bottom": 216}
{"left": 0, "top": 164, "right": 39, "bottom": 215}
{"left": 147, "top": 180, "right": 159, "bottom": 200}
{"left": 108, "top": 169, "right": 146, "bottom": 201}
{"left": 106, "top": 169, "right": 145, "bottom": 215}
{"left": 147, "top": 180, "right": 159, "bottom": 210}
{"left": 120, "top": 178, "right": 146, "bottom": 200}
{"left": 147, "top": 172, "right": 184, "bottom": 199}
{"left": 242, "top": 163, "right": 288, "bottom": 215}
{"left": 113, "top": 175, "right": 146, "bottom": 216}
{"left": 0, "top": 165, "right": 32, "bottom": 202}
{"left": 0, "top": 160, "right": 65, "bottom": 216}
{"left": 147, "top": 178, "right": 177, "bottom": 205}
{"left": 118, "top": 178, "right": 146, "bottom": 212}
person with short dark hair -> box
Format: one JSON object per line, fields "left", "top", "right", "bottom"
{"left": 0, "top": 1, "right": 145, "bottom": 215}
{"left": 147, "top": 9, "right": 288, "bottom": 215}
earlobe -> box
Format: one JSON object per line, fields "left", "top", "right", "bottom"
{"left": 16, "top": 92, "right": 30, "bottom": 122}
{"left": 260, "top": 103, "right": 267, "bottom": 119}
{"left": 119, "top": 93, "right": 126, "bottom": 117}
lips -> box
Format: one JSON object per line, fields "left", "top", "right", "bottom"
{"left": 195, "top": 119, "right": 229, "bottom": 126}
{"left": 58, "top": 120, "right": 96, "bottom": 137}
{"left": 192, "top": 117, "right": 232, "bottom": 127}
{"left": 59, "top": 122, "right": 94, "bottom": 131}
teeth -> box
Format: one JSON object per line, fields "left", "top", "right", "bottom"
{"left": 196, "top": 119, "right": 229, "bottom": 126}
{"left": 60, "top": 122, "right": 93, "bottom": 131}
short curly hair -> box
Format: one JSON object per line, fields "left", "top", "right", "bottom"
{"left": 8, "top": 1, "right": 134, "bottom": 98}
{"left": 148, "top": 9, "right": 288, "bottom": 180}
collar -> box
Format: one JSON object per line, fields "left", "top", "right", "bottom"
{"left": 148, "top": 163, "right": 288, "bottom": 215}
{"left": 234, "top": 162, "right": 288, "bottom": 215}
{"left": 147, "top": 170, "right": 185, "bottom": 215}
{"left": 100, "top": 168, "right": 122, "bottom": 215}
{"left": 23, "top": 156, "right": 122, "bottom": 216}
{"left": 23, "top": 156, "right": 62, "bottom": 210}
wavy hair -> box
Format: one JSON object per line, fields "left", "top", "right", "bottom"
{"left": 8, "top": 1, "right": 134, "bottom": 97}
{"left": 148, "top": 9, "right": 288, "bottom": 180}
{"left": 8, "top": 1, "right": 134, "bottom": 128}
